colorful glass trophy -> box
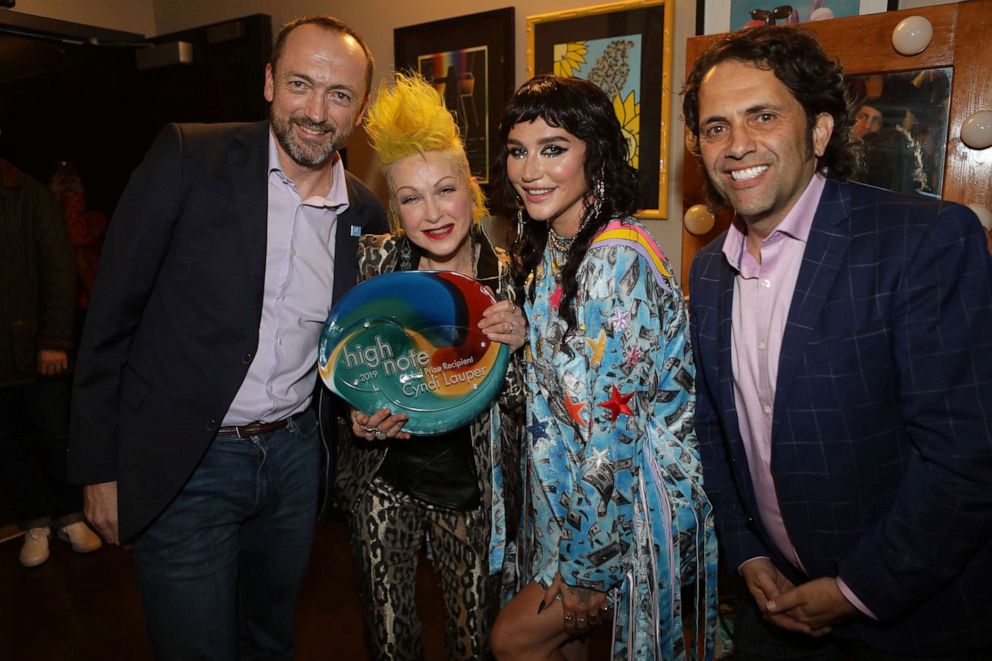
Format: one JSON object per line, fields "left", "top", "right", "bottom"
{"left": 318, "top": 271, "right": 510, "bottom": 435}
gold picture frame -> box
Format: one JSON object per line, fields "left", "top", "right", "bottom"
{"left": 527, "top": 0, "right": 675, "bottom": 220}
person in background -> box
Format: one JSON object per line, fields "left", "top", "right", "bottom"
{"left": 682, "top": 25, "right": 992, "bottom": 660}
{"left": 851, "top": 97, "right": 884, "bottom": 141}
{"left": 336, "top": 73, "right": 526, "bottom": 661}
{"left": 67, "top": 16, "right": 387, "bottom": 659}
{"left": 851, "top": 124, "right": 928, "bottom": 195}
{"left": 49, "top": 160, "right": 108, "bottom": 340}
{"left": 488, "top": 75, "right": 718, "bottom": 660}
{"left": 0, "top": 136, "right": 101, "bottom": 568}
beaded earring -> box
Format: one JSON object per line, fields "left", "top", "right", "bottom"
{"left": 399, "top": 236, "right": 413, "bottom": 271}
{"left": 589, "top": 168, "right": 606, "bottom": 222}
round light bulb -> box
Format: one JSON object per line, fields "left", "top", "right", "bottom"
{"left": 683, "top": 204, "right": 716, "bottom": 236}
{"left": 960, "top": 110, "right": 992, "bottom": 150}
{"left": 967, "top": 204, "right": 992, "bottom": 232}
{"left": 891, "top": 16, "right": 933, "bottom": 55}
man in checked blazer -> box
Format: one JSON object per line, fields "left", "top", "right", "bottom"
{"left": 682, "top": 27, "right": 992, "bottom": 659}
{"left": 67, "top": 16, "right": 386, "bottom": 659}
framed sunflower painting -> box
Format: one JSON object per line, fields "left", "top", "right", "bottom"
{"left": 527, "top": 0, "right": 674, "bottom": 219}
{"left": 395, "top": 8, "right": 515, "bottom": 184}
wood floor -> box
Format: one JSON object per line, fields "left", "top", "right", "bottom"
{"left": 0, "top": 514, "right": 447, "bottom": 660}
{"left": 0, "top": 512, "right": 614, "bottom": 660}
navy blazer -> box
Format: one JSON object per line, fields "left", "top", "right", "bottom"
{"left": 68, "top": 122, "right": 387, "bottom": 541}
{"left": 689, "top": 178, "right": 992, "bottom": 655}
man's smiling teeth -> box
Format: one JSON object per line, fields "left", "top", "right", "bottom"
{"left": 730, "top": 165, "right": 768, "bottom": 181}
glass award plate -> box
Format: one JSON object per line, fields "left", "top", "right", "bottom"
{"left": 318, "top": 271, "right": 510, "bottom": 435}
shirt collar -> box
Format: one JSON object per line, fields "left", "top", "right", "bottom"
{"left": 721, "top": 172, "right": 826, "bottom": 273}
{"left": 267, "top": 131, "right": 350, "bottom": 211}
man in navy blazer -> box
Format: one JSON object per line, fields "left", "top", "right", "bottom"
{"left": 67, "top": 16, "right": 386, "bottom": 659}
{"left": 682, "top": 27, "right": 992, "bottom": 659}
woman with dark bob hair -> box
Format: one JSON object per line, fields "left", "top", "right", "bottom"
{"left": 488, "top": 74, "right": 718, "bottom": 660}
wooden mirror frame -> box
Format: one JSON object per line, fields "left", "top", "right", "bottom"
{"left": 679, "top": 0, "right": 992, "bottom": 285}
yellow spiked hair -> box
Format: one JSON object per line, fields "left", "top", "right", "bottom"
{"left": 365, "top": 72, "right": 486, "bottom": 231}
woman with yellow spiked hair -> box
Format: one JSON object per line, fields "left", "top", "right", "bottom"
{"left": 333, "top": 73, "right": 526, "bottom": 660}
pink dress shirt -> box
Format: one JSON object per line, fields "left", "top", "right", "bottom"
{"left": 223, "top": 131, "right": 348, "bottom": 425}
{"left": 722, "top": 174, "right": 874, "bottom": 617}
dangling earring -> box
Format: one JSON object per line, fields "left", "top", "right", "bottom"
{"left": 399, "top": 236, "right": 413, "bottom": 271}
{"left": 515, "top": 192, "right": 526, "bottom": 240}
{"left": 588, "top": 169, "right": 606, "bottom": 224}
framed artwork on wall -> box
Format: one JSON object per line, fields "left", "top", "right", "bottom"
{"left": 394, "top": 8, "right": 514, "bottom": 184}
{"left": 696, "top": 0, "right": 890, "bottom": 35}
{"left": 527, "top": 0, "right": 674, "bottom": 219}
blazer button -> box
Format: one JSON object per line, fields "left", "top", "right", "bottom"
{"left": 242, "top": 353, "right": 253, "bottom": 365}
{"left": 206, "top": 419, "right": 218, "bottom": 431}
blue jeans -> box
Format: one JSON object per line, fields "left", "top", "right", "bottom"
{"left": 132, "top": 410, "right": 319, "bottom": 660}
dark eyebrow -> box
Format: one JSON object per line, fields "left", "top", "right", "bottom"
{"left": 701, "top": 115, "right": 728, "bottom": 127}
{"left": 281, "top": 70, "right": 313, "bottom": 83}
{"left": 281, "top": 71, "right": 357, "bottom": 95}
{"left": 745, "top": 103, "right": 781, "bottom": 114}
{"left": 507, "top": 134, "right": 572, "bottom": 147}
{"left": 701, "top": 102, "right": 781, "bottom": 126}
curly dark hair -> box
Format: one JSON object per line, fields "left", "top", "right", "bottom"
{"left": 681, "top": 26, "right": 855, "bottom": 182}
{"left": 491, "top": 75, "right": 639, "bottom": 335}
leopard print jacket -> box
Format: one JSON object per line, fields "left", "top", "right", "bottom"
{"left": 334, "top": 226, "right": 525, "bottom": 573}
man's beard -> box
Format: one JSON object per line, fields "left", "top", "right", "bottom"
{"left": 270, "top": 112, "right": 346, "bottom": 169}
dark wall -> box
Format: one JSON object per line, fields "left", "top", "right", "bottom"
{"left": 0, "top": 32, "right": 134, "bottom": 213}
{"left": 0, "top": 14, "right": 272, "bottom": 216}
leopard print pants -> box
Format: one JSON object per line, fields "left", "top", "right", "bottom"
{"left": 348, "top": 477, "right": 499, "bottom": 660}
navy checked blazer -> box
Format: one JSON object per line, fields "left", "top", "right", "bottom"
{"left": 688, "top": 178, "right": 992, "bottom": 655}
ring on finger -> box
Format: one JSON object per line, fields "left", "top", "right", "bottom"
{"left": 576, "top": 617, "right": 586, "bottom": 626}
{"left": 362, "top": 425, "right": 376, "bottom": 433}
{"left": 372, "top": 428, "right": 387, "bottom": 441}
{"left": 563, "top": 613, "right": 575, "bottom": 624}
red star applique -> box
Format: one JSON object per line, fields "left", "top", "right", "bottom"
{"left": 564, "top": 394, "right": 586, "bottom": 425}
{"left": 596, "top": 386, "right": 635, "bottom": 422}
